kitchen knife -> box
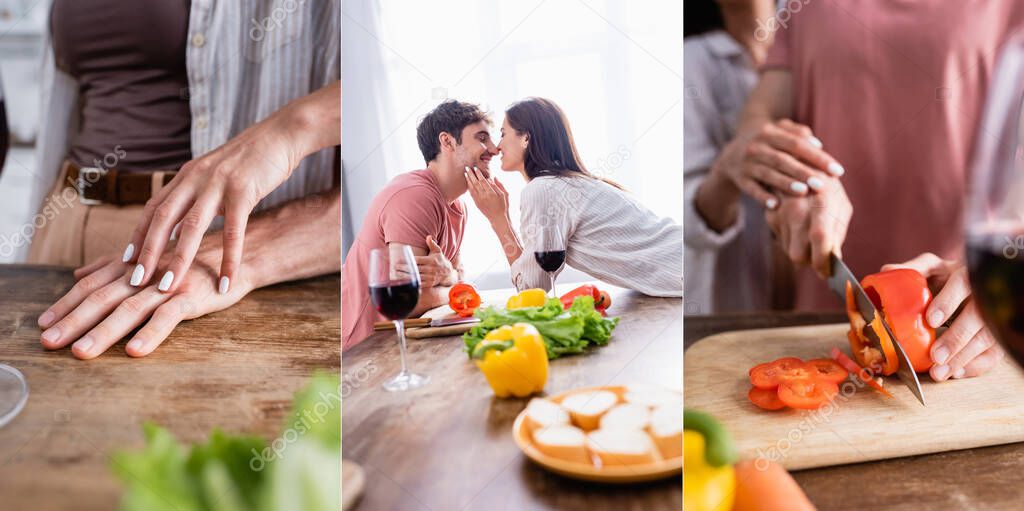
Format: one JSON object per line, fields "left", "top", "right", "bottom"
{"left": 825, "top": 253, "right": 927, "bottom": 406}
{"left": 373, "top": 316, "right": 479, "bottom": 331}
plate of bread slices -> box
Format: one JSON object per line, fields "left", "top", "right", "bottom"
{"left": 512, "top": 384, "right": 682, "bottom": 483}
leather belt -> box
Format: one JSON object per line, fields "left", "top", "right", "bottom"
{"left": 65, "top": 162, "right": 176, "bottom": 206}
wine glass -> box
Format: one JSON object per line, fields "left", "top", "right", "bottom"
{"left": 533, "top": 225, "right": 566, "bottom": 297}
{"left": 368, "top": 244, "right": 429, "bottom": 391}
{"left": 965, "top": 34, "right": 1024, "bottom": 367}
{"left": 0, "top": 363, "right": 28, "bottom": 428}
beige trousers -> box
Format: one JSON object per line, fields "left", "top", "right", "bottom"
{"left": 26, "top": 162, "right": 151, "bottom": 267}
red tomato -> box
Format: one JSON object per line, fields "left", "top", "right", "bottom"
{"left": 748, "top": 386, "right": 787, "bottom": 411}
{"left": 777, "top": 379, "right": 839, "bottom": 410}
{"left": 803, "top": 359, "right": 849, "bottom": 385}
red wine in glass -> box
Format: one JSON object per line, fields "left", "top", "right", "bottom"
{"left": 534, "top": 250, "right": 566, "bottom": 273}
{"left": 967, "top": 236, "right": 1024, "bottom": 367}
{"left": 368, "top": 244, "right": 429, "bottom": 391}
{"left": 535, "top": 226, "right": 565, "bottom": 297}
{"left": 370, "top": 281, "right": 421, "bottom": 321}
{"left": 964, "top": 34, "right": 1024, "bottom": 368}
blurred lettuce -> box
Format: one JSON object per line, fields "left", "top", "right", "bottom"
{"left": 111, "top": 372, "right": 340, "bottom": 511}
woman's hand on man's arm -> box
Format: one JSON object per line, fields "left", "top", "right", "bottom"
{"left": 37, "top": 189, "right": 340, "bottom": 359}
{"left": 123, "top": 80, "right": 341, "bottom": 296}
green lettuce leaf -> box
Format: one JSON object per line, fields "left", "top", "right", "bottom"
{"left": 111, "top": 373, "right": 341, "bottom": 511}
{"left": 463, "top": 296, "right": 619, "bottom": 359}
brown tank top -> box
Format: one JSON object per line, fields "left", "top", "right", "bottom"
{"left": 51, "top": 0, "right": 192, "bottom": 171}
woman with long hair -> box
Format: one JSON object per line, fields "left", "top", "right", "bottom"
{"left": 465, "top": 97, "right": 681, "bottom": 296}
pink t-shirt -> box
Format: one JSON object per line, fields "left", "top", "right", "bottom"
{"left": 763, "top": 1, "right": 1024, "bottom": 310}
{"left": 342, "top": 169, "right": 466, "bottom": 349}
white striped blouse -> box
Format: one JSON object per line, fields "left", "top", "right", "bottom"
{"left": 509, "top": 175, "right": 683, "bottom": 297}
{"left": 33, "top": 0, "right": 339, "bottom": 221}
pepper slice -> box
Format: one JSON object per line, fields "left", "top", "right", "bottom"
{"left": 777, "top": 379, "right": 839, "bottom": 410}
{"left": 748, "top": 357, "right": 807, "bottom": 390}
{"left": 845, "top": 281, "right": 899, "bottom": 376}
{"left": 748, "top": 386, "right": 787, "bottom": 411}
{"left": 830, "top": 347, "right": 894, "bottom": 398}
{"left": 803, "top": 358, "right": 849, "bottom": 384}
{"left": 449, "top": 282, "right": 481, "bottom": 317}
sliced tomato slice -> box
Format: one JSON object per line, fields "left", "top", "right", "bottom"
{"left": 803, "top": 359, "right": 848, "bottom": 384}
{"left": 748, "top": 386, "right": 787, "bottom": 411}
{"left": 777, "top": 379, "right": 839, "bottom": 410}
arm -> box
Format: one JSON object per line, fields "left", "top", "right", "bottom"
{"left": 37, "top": 188, "right": 340, "bottom": 359}
{"left": 507, "top": 181, "right": 573, "bottom": 292}
{"left": 464, "top": 167, "right": 523, "bottom": 265}
{"left": 405, "top": 242, "right": 459, "bottom": 316}
{"left": 694, "top": 70, "right": 795, "bottom": 231}
{"left": 126, "top": 80, "right": 341, "bottom": 295}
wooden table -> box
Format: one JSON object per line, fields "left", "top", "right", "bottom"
{"left": 343, "top": 289, "right": 682, "bottom": 511}
{"left": 0, "top": 265, "right": 340, "bottom": 511}
{"left": 686, "top": 312, "right": 1024, "bottom": 511}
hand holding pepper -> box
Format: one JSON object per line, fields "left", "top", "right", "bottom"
{"left": 882, "top": 252, "right": 1004, "bottom": 382}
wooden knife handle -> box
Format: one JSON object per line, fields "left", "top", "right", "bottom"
{"left": 373, "top": 318, "right": 431, "bottom": 331}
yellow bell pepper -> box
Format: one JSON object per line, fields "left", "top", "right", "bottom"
{"left": 684, "top": 410, "right": 736, "bottom": 511}
{"left": 472, "top": 323, "right": 548, "bottom": 398}
{"left": 506, "top": 288, "right": 548, "bottom": 309}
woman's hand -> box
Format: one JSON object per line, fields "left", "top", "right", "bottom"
{"left": 764, "top": 176, "right": 852, "bottom": 277}
{"left": 123, "top": 81, "right": 340, "bottom": 296}
{"left": 882, "top": 253, "right": 1004, "bottom": 382}
{"left": 713, "top": 119, "right": 845, "bottom": 209}
{"left": 36, "top": 238, "right": 253, "bottom": 359}
{"left": 465, "top": 166, "right": 509, "bottom": 223}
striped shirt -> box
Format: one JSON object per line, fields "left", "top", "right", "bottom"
{"left": 510, "top": 175, "right": 683, "bottom": 297}
{"left": 32, "top": 0, "right": 339, "bottom": 226}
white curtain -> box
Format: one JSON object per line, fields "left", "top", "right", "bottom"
{"left": 341, "top": 0, "right": 398, "bottom": 260}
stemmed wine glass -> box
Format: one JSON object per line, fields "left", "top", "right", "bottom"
{"left": 0, "top": 363, "right": 28, "bottom": 428}
{"left": 965, "top": 34, "right": 1024, "bottom": 367}
{"left": 534, "top": 225, "right": 566, "bottom": 297}
{"left": 368, "top": 244, "right": 430, "bottom": 391}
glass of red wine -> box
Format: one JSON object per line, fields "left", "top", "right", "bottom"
{"left": 369, "top": 244, "right": 429, "bottom": 391}
{"left": 965, "top": 35, "right": 1024, "bottom": 368}
{"left": 534, "top": 225, "right": 566, "bottom": 297}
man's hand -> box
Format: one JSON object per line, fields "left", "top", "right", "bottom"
{"left": 412, "top": 236, "right": 456, "bottom": 288}
{"left": 37, "top": 240, "right": 253, "bottom": 359}
{"left": 882, "top": 253, "right": 1004, "bottom": 382}
{"left": 764, "top": 176, "right": 852, "bottom": 277}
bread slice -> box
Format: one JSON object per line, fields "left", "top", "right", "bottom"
{"left": 586, "top": 429, "right": 657, "bottom": 466}
{"left": 648, "top": 404, "right": 683, "bottom": 459}
{"left": 522, "top": 398, "right": 570, "bottom": 434}
{"left": 560, "top": 390, "right": 619, "bottom": 431}
{"left": 599, "top": 403, "right": 651, "bottom": 431}
{"left": 532, "top": 424, "right": 591, "bottom": 465}
{"left": 623, "top": 385, "right": 682, "bottom": 409}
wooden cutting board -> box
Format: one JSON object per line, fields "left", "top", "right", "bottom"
{"left": 685, "top": 323, "right": 1024, "bottom": 471}
{"left": 404, "top": 304, "right": 478, "bottom": 339}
